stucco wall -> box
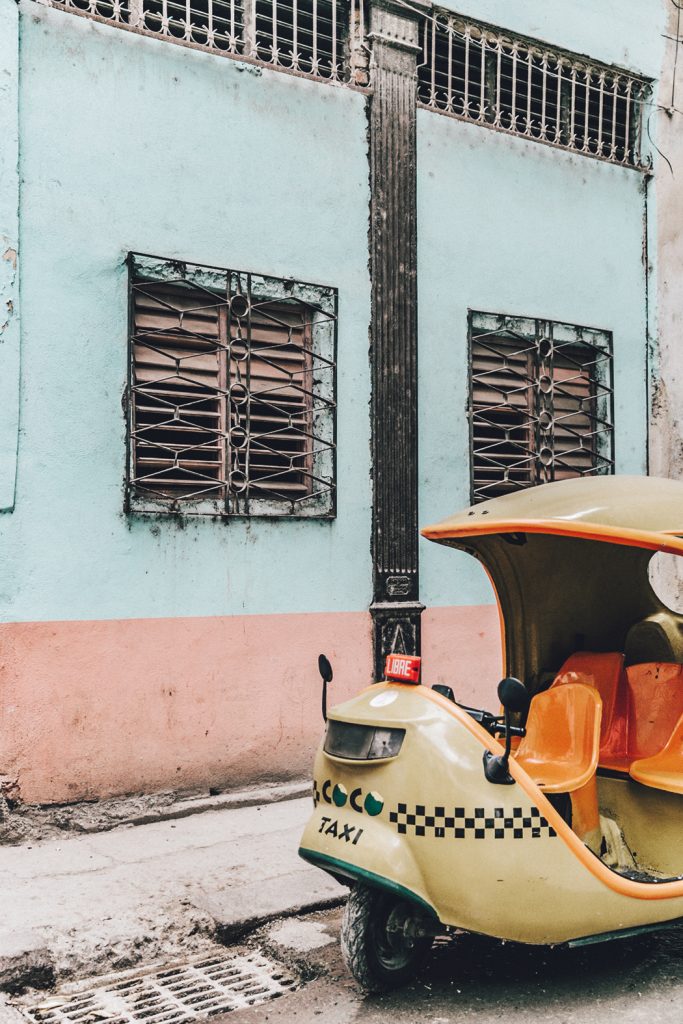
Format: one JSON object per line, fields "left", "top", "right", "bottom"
{"left": 10, "top": 4, "right": 371, "bottom": 625}
{"left": 417, "top": 107, "right": 651, "bottom": 705}
{"left": 652, "top": 1, "right": 683, "bottom": 483}
{"left": 415, "top": 0, "right": 664, "bottom": 708}
{"left": 437, "top": 0, "right": 664, "bottom": 77}
{"left": 649, "top": 0, "right": 683, "bottom": 609}
{"left": 0, "top": 0, "right": 20, "bottom": 513}
{"left": 0, "top": 0, "right": 667, "bottom": 803}
{"left": 0, "top": 4, "right": 373, "bottom": 802}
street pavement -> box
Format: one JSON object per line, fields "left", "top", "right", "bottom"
{"left": 0, "top": 791, "right": 681, "bottom": 1023}
{"left": 0, "top": 794, "right": 341, "bottom": 989}
{"left": 227, "top": 907, "right": 683, "bottom": 1024}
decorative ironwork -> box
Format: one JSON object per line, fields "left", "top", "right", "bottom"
{"left": 418, "top": 10, "right": 651, "bottom": 169}
{"left": 44, "top": 0, "right": 367, "bottom": 85}
{"left": 368, "top": 0, "right": 427, "bottom": 680}
{"left": 128, "top": 253, "right": 336, "bottom": 517}
{"left": 469, "top": 311, "right": 614, "bottom": 503}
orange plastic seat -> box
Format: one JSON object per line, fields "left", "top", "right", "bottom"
{"left": 514, "top": 683, "right": 602, "bottom": 793}
{"left": 551, "top": 652, "right": 627, "bottom": 765}
{"left": 553, "top": 656, "right": 683, "bottom": 775}
{"left": 624, "top": 663, "right": 683, "bottom": 758}
{"left": 630, "top": 712, "right": 683, "bottom": 795}
{"left": 515, "top": 683, "right": 603, "bottom": 851}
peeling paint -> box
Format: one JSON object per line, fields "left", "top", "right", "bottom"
{"left": 651, "top": 0, "right": 683, "bottom": 483}
{"left": 0, "top": 0, "right": 20, "bottom": 513}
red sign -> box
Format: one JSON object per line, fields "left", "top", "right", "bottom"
{"left": 385, "top": 654, "right": 421, "bottom": 684}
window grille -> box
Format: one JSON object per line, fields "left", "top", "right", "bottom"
{"left": 45, "top": 0, "right": 366, "bottom": 85}
{"left": 469, "top": 311, "right": 613, "bottom": 504}
{"left": 418, "top": 11, "right": 650, "bottom": 169}
{"left": 255, "top": 0, "right": 346, "bottom": 78}
{"left": 127, "top": 253, "right": 336, "bottom": 517}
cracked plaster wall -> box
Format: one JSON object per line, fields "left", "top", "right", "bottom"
{"left": 0, "top": 0, "right": 20, "bottom": 513}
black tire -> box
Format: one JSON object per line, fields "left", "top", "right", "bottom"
{"left": 340, "top": 883, "right": 433, "bottom": 993}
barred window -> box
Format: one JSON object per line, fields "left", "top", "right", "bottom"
{"left": 469, "top": 311, "right": 613, "bottom": 503}
{"left": 255, "top": 0, "right": 347, "bottom": 79}
{"left": 418, "top": 12, "right": 650, "bottom": 169}
{"left": 134, "top": 0, "right": 246, "bottom": 52}
{"left": 48, "top": 0, "right": 366, "bottom": 85}
{"left": 127, "top": 254, "right": 336, "bottom": 517}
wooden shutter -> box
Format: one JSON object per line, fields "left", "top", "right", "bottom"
{"left": 552, "top": 346, "right": 595, "bottom": 480}
{"left": 470, "top": 333, "right": 536, "bottom": 500}
{"left": 131, "top": 281, "right": 226, "bottom": 499}
{"left": 236, "top": 300, "right": 313, "bottom": 501}
{"left": 131, "top": 282, "right": 315, "bottom": 506}
{"left": 470, "top": 316, "right": 612, "bottom": 502}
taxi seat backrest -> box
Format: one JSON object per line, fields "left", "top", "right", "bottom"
{"left": 629, "top": 711, "right": 683, "bottom": 796}
{"left": 624, "top": 662, "right": 683, "bottom": 761}
{"left": 550, "top": 654, "right": 683, "bottom": 778}
{"left": 515, "top": 684, "right": 603, "bottom": 851}
{"left": 514, "top": 683, "right": 602, "bottom": 794}
{"left": 550, "top": 652, "right": 627, "bottom": 759}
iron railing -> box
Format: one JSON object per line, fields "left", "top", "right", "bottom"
{"left": 469, "top": 311, "right": 614, "bottom": 503}
{"left": 46, "top": 0, "right": 368, "bottom": 84}
{"left": 128, "top": 253, "right": 336, "bottom": 517}
{"left": 418, "top": 10, "right": 651, "bottom": 169}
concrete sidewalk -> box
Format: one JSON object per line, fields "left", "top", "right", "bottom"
{"left": 0, "top": 793, "right": 343, "bottom": 991}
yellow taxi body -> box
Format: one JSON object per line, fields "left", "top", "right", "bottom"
{"left": 299, "top": 476, "right": 683, "bottom": 945}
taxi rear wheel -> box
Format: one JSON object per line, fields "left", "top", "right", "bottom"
{"left": 340, "top": 883, "right": 433, "bottom": 993}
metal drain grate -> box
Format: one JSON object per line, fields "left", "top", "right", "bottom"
{"left": 21, "top": 951, "right": 298, "bottom": 1023}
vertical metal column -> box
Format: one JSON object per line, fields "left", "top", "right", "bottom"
{"left": 368, "top": 0, "right": 427, "bottom": 680}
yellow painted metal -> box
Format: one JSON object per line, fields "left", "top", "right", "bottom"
{"left": 421, "top": 476, "right": 683, "bottom": 690}
{"left": 422, "top": 475, "right": 683, "bottom": 542}
{"left": 300, "top": 477, "right": 683, "bottom": 948}
{"left": 300, "top": 683, "right": 683, "bottom": 944}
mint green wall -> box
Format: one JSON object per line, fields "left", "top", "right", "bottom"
{"left": 2, "top": 4, "right": 371, "bottom": 623}
{"left": 417, "top": 117, "right": 651, "bottom": 610}
{"left": 416, "top": 0, "right": 666, "bottom": 610}
{"left": 2, "top": 0, "right": 666, "bottom": 624}
{"left": 0, "top": 0, "right": 20, "bottom": 513}
{"left": 438, "top": 0, "right": 665, "bottom": 77}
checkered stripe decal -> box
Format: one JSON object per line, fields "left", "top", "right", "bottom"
{"left": 389, "top": 804, "right": 557, "bottom": 839}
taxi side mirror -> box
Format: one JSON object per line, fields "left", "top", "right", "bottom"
{"left": 318, "top": 654, "right": 333, "bottom": 685}
{"left": 318, "top": 654, "right": 333, "bottom": 722}
{"left": 484, "top": 677, "right": 529, "bottom": 786}
{"left": 498, "top": 676, "right": 530, "bottom": 715}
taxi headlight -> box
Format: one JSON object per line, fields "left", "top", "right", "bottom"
{"left": 324, "top": 720, "right": 405, "bottom": 760}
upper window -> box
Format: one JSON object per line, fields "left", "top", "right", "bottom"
{"left": 418, "top": 11, "right": 650, "bottom": 169}
{"left": 127, "top": 253, "right": 336, "bottom": 518}
{"left": 469, "top": 311, "right": 613, "bottom": 503}
{"left": 49, "top": 0, "right": 366, "bottom": 86}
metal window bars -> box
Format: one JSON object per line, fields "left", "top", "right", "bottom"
{"left": 128, "top": 253, "right": 336, "bottom": 517}
{"left": 418, "top": 11, "right": 651, "bottom": 169}
{"left": 469, "top": 311, "right": 614, "bottom": 504}
{"left": 45, "top": 0, "right": 367, "bottom": 85}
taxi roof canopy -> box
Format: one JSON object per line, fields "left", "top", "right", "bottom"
{"left": 422, "top": 476, "right": 683, "bottom": 691}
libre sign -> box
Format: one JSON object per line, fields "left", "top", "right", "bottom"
{"left": 384, "top": 654, "right": 421, "bottom": 684}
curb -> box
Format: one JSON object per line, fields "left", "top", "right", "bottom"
{"left": 116, "top": 780, "right": 311, "bottom": 828}
{"left": 215, "top": 894, "right": 347, "bottom": 945}
{"left": 1, "top": 780, "right": 311, "bottom": 845}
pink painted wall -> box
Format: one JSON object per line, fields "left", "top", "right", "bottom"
{"left": 0, "top": 611, "right": 372, "bottom": 804}
{"left": 0, "top": 604, "right": 500, "bottom": 805}
{"left": 422, "top": 604, "right": 502, "bottom": 707}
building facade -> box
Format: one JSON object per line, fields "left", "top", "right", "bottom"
{"left": 0, "top": 0, "right": 670, "bottom": 805}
